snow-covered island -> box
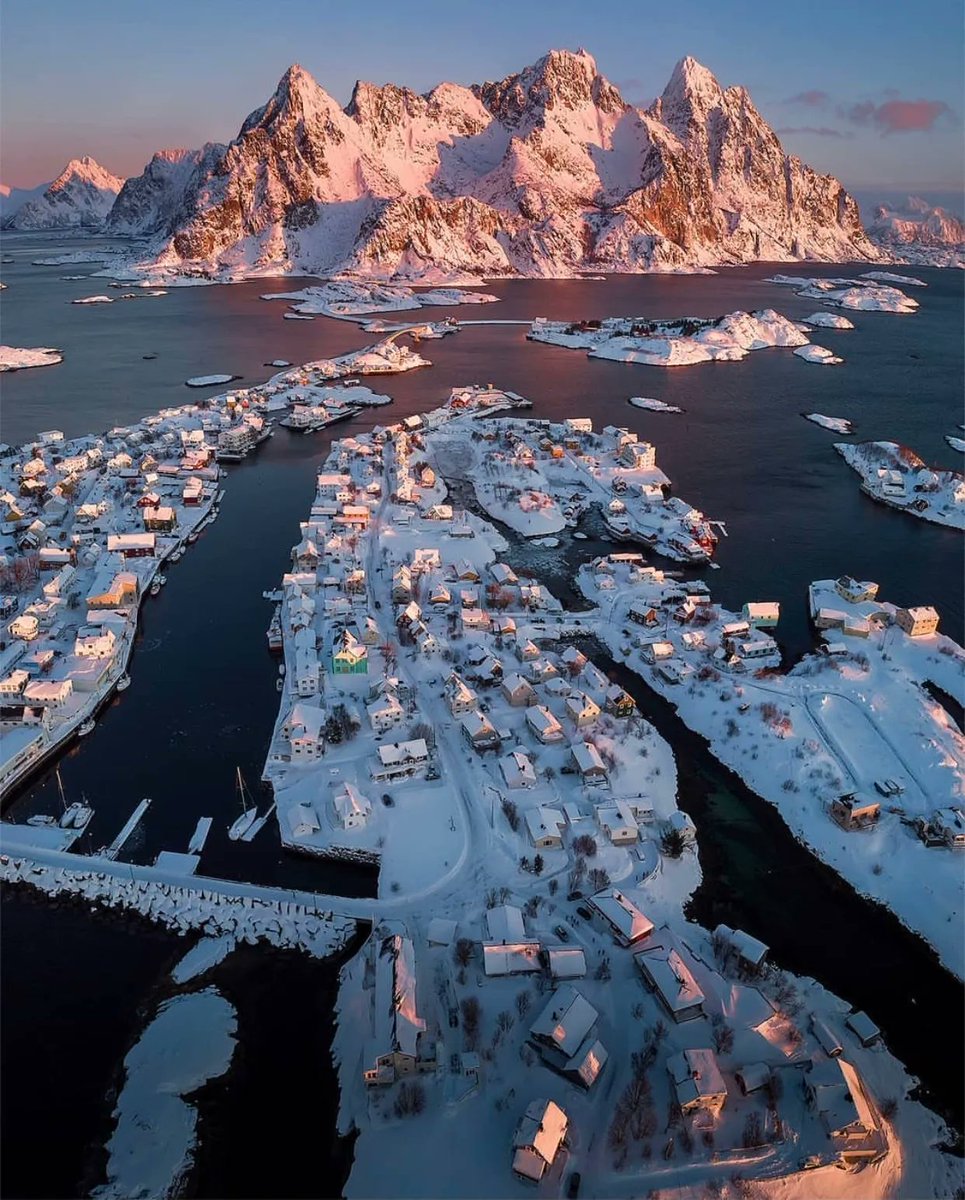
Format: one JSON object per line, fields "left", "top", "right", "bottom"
{"left": 803, "top": 312, "right": 855, "bottom": 330}
{"left": 254, "top": 393, "right": 957, "bottom": 1199}
{"left": 835, "top": 441, "right": 965, "bottom": 531}
{"left": 528, "top": 309, "right": 823, "bottom": 369}
{"left": 805, "top": 414, "right": 854, "bottom": 435}
{"left": 768, "top": 276, "right": 919, "bottom": 314}
{"left": 0, "top": 346, "right": 64, "bottom": 372}
{"left": 262, "top": 280, "right": 499, "bottom": 321}
{"left": 578, "top": 561, "right": 965, "bottom": 980}
{"left": 628, "top": 397, "right": 683, "bottom": 413}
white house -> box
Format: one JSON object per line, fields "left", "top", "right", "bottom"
{"left": 460, "top": 709, "right": 500, "bottom": 750}
{"left": 501, "top": 672, "right": 537, "bottom": 707}
{"left": 589, "top": 888, "right": 653, "bottom": 945}
{"left": 73, "top": 626, "right": 117, "bottom": 660}
{"left": 334, "top": 783, "right": 372, "bottom": 830}
{"left": 565, "top": 691, "right": 601, "bottom": 728}
{"left": 524, "top": 806, "right": 566, "bottom": 849}
{"left": 529, "top": 985, "right": 608, "bottom": 1088}
{"left": 526, "top": 705, "right": 564, "bottom": 744}
{"left": 571, "top": 741, "right": 608, "bottom": 785}
{"left": 286, "top": 702, "right": 326, "bottom": 761}
{"left": 635, "top": 944, "right": 706, "bottom": 1022}
{"left": 23, "top": 679, "right": 73, "bottom": 709}
{"left": 597, "top": 799, "right": 638, "bottom": 843}
{"left": 367, "top": 691, "right": 405, "bottom": 733}
{"left": 446, "top": 672, "right": 479, "bottom": 716}
{"left": 742, "top": 602, "right": 780, "bottom": 628}
{"left": 288, "top": 802, "right": 321, "bottom": 840}
{"left": 372, "top": 738, "right": 430, "bottom": 782}
{"left": 500, "top": 749, "right": 537, "bottom": 789}
{"left": 896, "top": 606, "right": 939, "bottom": 637}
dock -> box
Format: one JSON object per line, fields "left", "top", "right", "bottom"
{"left": 103, "top": 798, "right": 151, "bottom": 861}
{"left": 187, "top": 816, "right": 212, "bottom": 854}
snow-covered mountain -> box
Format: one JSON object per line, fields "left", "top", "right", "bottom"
{"left": 5, "top": 157, "right": 125, "bottom": 230}
{"left": 119, "top": 50, "right": 880, "bottom": 278}
{"left": 867, "top": 196, "right": 964, "bottom": 268}
{"left": 0, "top": 181, "right": 50, "bottom": 223}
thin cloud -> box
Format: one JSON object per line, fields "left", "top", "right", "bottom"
{"left": 785, "top": 89, "right": 829, "bottom": 107}
{"left": 776, "top": 125, "right": 853, "bottom": 139}
{"left": 840, "top": 97, "right": 955, "bottom": 134}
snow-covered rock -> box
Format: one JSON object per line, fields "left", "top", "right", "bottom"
{"left": 794, "top": 344, "right": 842, "bottom": 365}
{"left": 5, "top": 157, "right": 124, "bottom": 230}
{"left": 804, "top": 311, "right": 855, "bottom": 329}
{"left": 805, "top": 413, "right": 853, "bottom": 433}
{"left": 104, "top": 51, "right": 878, "bottom": 281}
{"left": 770, "top": 275, "right": 919, "bottom": 314}
{"left": 71, "top": 294, "right": 114, "bottom": 305}
{"left": 628, "top": 396, "right": 683, "bottom": 412}
{"left": 0, "top": 346, "right": 63, "bottom": 372}
{"left": 185, "top": 373, "right": 239, "bottom": 387}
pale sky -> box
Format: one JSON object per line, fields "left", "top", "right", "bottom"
{"left": 2, "top": 0, "right": 962, "bottom": 205}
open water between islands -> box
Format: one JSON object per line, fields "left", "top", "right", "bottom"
{"left": 1, "top": 236, "right": 962, "bottom": 1194}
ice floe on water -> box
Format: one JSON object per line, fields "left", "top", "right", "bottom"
{"left": 794, "top": 344, "right": 843, "bottom": 365}
{"left": 266, "top": 359, "right": 291, "bottom": 367}
{"left": 171, "top": 934, "right": 238, "bottom": 985}
{"left": 805, "top": 413, "right": 854, "bottom": 433}
{"left": 92, "top": 988, "right": 237, "bottom": 1200}
{"left": 529, "top": 535, "right": 560, "bottom": 547}
{"left": 0, "top": 345, "right": 63, "bottom": 371}
{"left": 803, "top": 311, "right": 855, "bottom": 329}
{"left": 283, "top": 312, "right": 313, "bottom": 320}
{"left": 944, "top": 435, "right": 965, "bottom": 453}
{"left": 72, "top": 294, "right": 114, "bottom": 305}
{"left": 628, "top": 396, "right": 683, "bottom": 412}
{"left": 185, "top": 374, "right": 240, "bottom": 388}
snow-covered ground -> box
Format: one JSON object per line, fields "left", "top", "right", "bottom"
{"left": 835, "top": 441, "right": 965, "bottom": 531}
{"left": 255, "top": 384, "right": 958, "bottom": 1198}
{"left": 805, "top": 414, "right": 853, "bottom": 434}
{"left": 530, "top": 309, "right": 813, "bottom": 369}
{"left": 0, "top": 345, "right": 63, "bottom": 371}
{"left": 92, "top": 988, "right": 237, "bottom": 1200}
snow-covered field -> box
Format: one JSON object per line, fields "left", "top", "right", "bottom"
{"left": 92, "top": 988, "right": 237, "bottom": 1200}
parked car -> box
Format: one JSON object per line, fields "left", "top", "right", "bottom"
{"left": 567, "top": 890, "right": 583, "bottom": 902}
{"left": 576, "top": 905, "right": 593, "bottom": 921}
{"left": 554, "top": 924, "right": 570, "bottom": 943}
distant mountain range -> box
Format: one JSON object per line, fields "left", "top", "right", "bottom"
{"left": 866, "top": 196, "right": 965, "bottom": 268}
{"left": 2, "top": 52, "right": 961, "bottom": 276}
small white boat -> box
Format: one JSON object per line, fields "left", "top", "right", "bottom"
{"left": 27, "top": 814, "right": 58, "bottom": 827}
{"left": 228, "top": 767, "right": 258, "bottom": 841}
{"left": 275, "top": 677, "right": 284, "bottom": 692}
{"left": 150, "top": 582, "right": 161, "bottom": 596}
{"left": 60, "top": 801, "right": 93, "bottom": 830}
{"left": 278, "top": 663, "right": 286, "bottom": 676}
{"left": 187, "top": 531, "right": 199, "bottom": 544}
{"left": 116, "top": 674, "right": 131, "bottom": 692}
{"left": 77, "top": 718, "right": 96, "bottom": 738}
{"left": 158, "top": 574, "right": 167, "bottom": 586}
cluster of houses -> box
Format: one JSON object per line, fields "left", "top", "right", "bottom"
{"left": 0, "top": 407, "right": 233, "bottom": 791}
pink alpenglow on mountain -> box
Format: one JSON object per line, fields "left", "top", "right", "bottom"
{"left": 6, "top": 157, "right": 124, "bottom": 230}
{"left": 867, "top": 196, "right": 965, "bottom": 268}
{"left": 116, "top": 50, "right": 879, "bottom": 280}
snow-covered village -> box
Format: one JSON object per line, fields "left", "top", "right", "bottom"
{"left": 1, "top": 7, "right": 964, "bottom": 1200}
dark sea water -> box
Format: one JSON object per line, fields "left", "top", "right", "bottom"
{"left": 1, "top": 233, "right": 962, "bottom": 1195}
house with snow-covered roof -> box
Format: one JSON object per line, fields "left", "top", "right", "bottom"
{"left": 529, "top": 985, "right": 608, "bottom": 1090}
{"left": 524, "top": 806, "right": 565, "bottom": 849}
{"left": 526, "top": 705, "right": 564, "bottom": 744}
{"left": 511, "top": 1100, "right": 568, "bottom": 1184}
{"left": 363, "top": 934, "right": 435, "bottom": 1087}
{"left": 565, "top": 690, "right": 600, "bottom": 728}
{"left": 500, "top": 749, "right": 537, "bottom": 789}
{"left": 635, "top": 944, "right": 705, "bottom": 1022}
{"left": 667, "top": 1048, "right": 727, "bottom": 1116}
{"left": 334, "top": 783, "right": 372, "bottom": 830}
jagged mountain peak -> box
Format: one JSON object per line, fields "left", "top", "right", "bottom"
{"left": 473, "top": 48, "right": 624, "bottom": 125}
{"left": 51, "top": 155, "right": 124, "bottom": 192}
